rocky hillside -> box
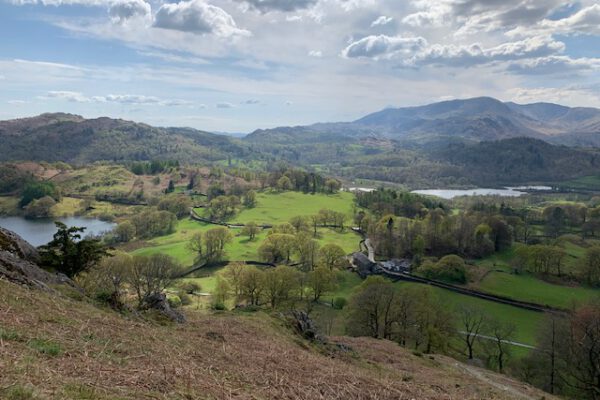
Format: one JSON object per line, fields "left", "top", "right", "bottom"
{"left": 0, "top": 275, "right": 555, "bottom": 400}
{"left": 0, "top": 113, "right": 248, "bottom": 164}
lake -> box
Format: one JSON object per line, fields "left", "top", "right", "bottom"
{"left": 0, "top": 216, "right": 116, "bottom": 247}
{"left": 411, "top": 186, "right": 552, "bottom": 200}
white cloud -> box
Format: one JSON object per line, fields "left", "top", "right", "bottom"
{"left": 239, "top": 0, "right": 317, "bottom": 13}
{"left": 244, "top": 99, "right": 260, "bottom": 104}
{"left": 14, "top": 59, "right": 82, "bottom": 70}
{"left": 509, "top": 85, "right": 600, "bottom": 106}
{"left": 108, "top": 0, "right": 150, "bottom": 23}
{"left": 343, "top": 35, "right": 566, "bottom": 68}
{"left": 216, "top": 102, "right": 235, "bottom": 108}
{"left": 154, "top": 0, "right": 251, "bottom": 38}
{"left": 7, "top": 100, "right": 27, "bottom": 105}
{"left": 507, "top": 56, "right": 600, "bottom": 75}
{"left": 308, "top": 50, "right": 322, "bottom": 57}
{"left": 509, "top": 4, "right": 600, "bottom": 37}
{"left": 342, "top": 35, "right": 427, "bottom": 60}
{"left": 371, "top": 15, "right": 393, "bottom": 27}
{"left": 285, "top": 100, "right": 293, "bottom": 106}
{"left": 41, "top": 91, "right": 191, "bottom": 106}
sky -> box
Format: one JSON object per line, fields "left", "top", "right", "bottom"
{"left": 1, "top": 0, "right": 600, "bottom": 132}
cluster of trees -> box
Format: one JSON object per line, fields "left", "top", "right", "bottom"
{"left": 346, "top": 277, "right": 519, "bottom": 372}
{"left": 213, "top": 262, "right": 338, "bottom": 309}
{"left": 514, "top": 244, "right": 600, "bottom": 286}
{"left": 366, "top": 209, "right": 513, "bottom": 260}
{"left": 260, "top": 166, "right": 341, "bottom": 194}
{"left": 518, "top": 302, "right": 600, "bottom": 399}
{"left": 355, "top": 189, "right": 439, "bottom": 218}
{"left": 256, "top": 217, "right": 348, "bottom": 270}
{"left": 207, "top": 195, "right": 241, "bottom": 220}
{"left": 129, "top": 210, "right": 177, "bottom": 239}
{"left": 19, "top": 180, "right": 61, "bottom": 207}
{"left": 157, "top": 195, "right": 192, "bottom": 219}
{"left": 187, "top": 227, "right": 234, "bottom": 263}
{"left": 419, "top": 254, "right": 468, "bottom": 284}
{"left": 0, "top": 164, "right": 31, "bottom": 194}
{"left": 80, "top": 252, "right": 183, "bottom": 310}
{"left": 128, "top": 160, "right": 179, "bottom": 175}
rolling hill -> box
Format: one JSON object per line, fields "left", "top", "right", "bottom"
{"left": 0, "top": 113, "right": 248, "bottom": 164}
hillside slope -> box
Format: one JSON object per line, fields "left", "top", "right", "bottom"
{"left": 0, "top": 279, "right": 555, "bottom": 400}
{"left": 0, "top": 114, "right": 248, "bottom": 164}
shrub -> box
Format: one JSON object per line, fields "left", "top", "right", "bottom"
{"left": 178, "top": 281, "right": 201, "bottom": 294}
{"left": 167, "top": 295, "right": 182, "bottom": 309}
{"left": 212, "top": 302, "right": 226, "bottom": 311}
{"left": 333, "top": 297, "right": 347, "bottom": 310}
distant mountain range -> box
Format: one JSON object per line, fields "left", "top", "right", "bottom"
{"left": 246, "top": 97, "right": 600, "bottom": 146}
{"left": 2, "top": 97, "right": 600, "bottom": 187}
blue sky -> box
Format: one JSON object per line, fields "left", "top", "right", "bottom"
{"left": 1, "top": 0, "right": 600, "bottom": 132}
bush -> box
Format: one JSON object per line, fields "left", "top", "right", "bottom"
{"left": 212, "top": 302, "right": 226, "bottom": 311}
{"left": 178, "top": 281, "right": 201, "bottom": 294}
{"left": 179, "top": 292, "right": 192, "bottom": 306}
{"left": 333, "top": 297, "right": 347, "bottom": 310}
{"left": 420, "top": 255, "right": 467, "bottom": 284}
{"left": 167, "top": 295, "right": 182, "bottom": 309}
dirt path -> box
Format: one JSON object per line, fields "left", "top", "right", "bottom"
{"left": 453, "top": 362, "right": 540, "bottom": 400}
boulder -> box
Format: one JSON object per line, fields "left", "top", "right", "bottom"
{"left": 0, "top": 227, "right": 67, "bottom": 289}
{"left": 142, "top": 292, "right": 186, "bottom": 323}
{"left": 288, "top": 310, "right": 327, "bottom": 344}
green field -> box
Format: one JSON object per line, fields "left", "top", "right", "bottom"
{"left": 234, "top": 191, "right": 356, "bottom": 225}
{"left": 477, "top": 271, "right": 599, "bottom": 309}
{"left": 132, "top": 191, "right": 361, "bottom": 266}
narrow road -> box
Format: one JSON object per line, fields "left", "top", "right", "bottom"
{"left": 364, "top": 238, "right": 376, "bottom": 262}
{"left": 458, "top": 331, "right": 536, "bottom": 349}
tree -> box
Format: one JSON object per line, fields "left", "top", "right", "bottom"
{"left": 23, "top": 196, "right": 56, "bottom": 218}
{"left": 39, "top": 222, "right": 108, "bottom": 278}
{"left": 318, "top": 243, "right": 347, "bottom": 270}
{"left": 128, "top": 254, "right": 182, "bottom": 307}
{"left": 307, "top": 266, "right": 336, "bottom": 301}
{"left": 457, "top": 305, "right": 487, "bottom": 360}
{"left": 345, "top": 276, "right": 398, "bottom": 339}
{"left": 243, "top": 190, "right": 257, "bottom": 208}
{"left": 324, "top": 178, "right": 341, "bottom": 193}
{"left": 262, "top": 265, "right": 301, "bottom": 308}
{"left": 222, "top": 262, "right": 245, "bottom": 300}
{"left": 295, "top": 233, "right": 320, "bottom": 270}
{"left": 579, "top": 246, "right": 600, "bottom": 287}
{"left": 486, "top": 319, "right": 516, "bottom": 372}
{"left": 239, "top": 265, "right": 264, "bottom": 306}
{"left": 277, "top": 176, "right": 293, "bottom": 191}
{"left": 289, "top": 216, "right": 310, "bottom": 233}
{"left": 114, "top": 221, "right": 136, "bottom": 242}
{"left": 20, "top": 180, "right": 60, "bottom": 207}
{"left": 158, "top": 195, "right": 192, "bottom": 219}
{"left": 204, "top": 227, "right": 233, "bottom": 262}
{"left": 187, "top": 232, "right": 204, "bottom": 261}
{"left": 241, "top": 221, "right": 260, "bottom": 241}
{"left": 165, "top": 180, "right": 175, "bottom": 194}
{"left": 419, "top": 255, "right": 467, "bottom": 284}
{"left": 212, "top": 275, "right": 231, "bottom": 308}
{"left": 258, "top": 233, "right": 295, "bottom": 264}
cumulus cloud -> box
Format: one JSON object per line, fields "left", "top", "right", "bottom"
{"left": 371, "top": 15, "right": 393, "bottom": 27}
{"left": 154, "top": 0, "right": 251, "bottom": 37}
{"left": 342, "top": 35, "right": 427, "bottom": 60}
{"left": 343, "top": 35, "right": 566, "bottom": 68}
{"left": 239, "top": 0, "right": 317, "bottom": 13}
{"left": 108, "top": 0, "right": 150, "bottom": 23}
{"left": 308, "top": 50, "right": 322, "bottom": 57}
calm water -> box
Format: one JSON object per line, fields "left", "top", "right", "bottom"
{"left": 0, "top": 216, "right": 115, "bottom": 247}
{"left": 411, "top": 186, "right": 552, "bottom": 200}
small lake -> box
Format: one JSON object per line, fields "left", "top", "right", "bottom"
{"left": 411, "top": 186, "right": 552, "bottom": 200}
{"left": 0, "top": 216, "right": 116, "bottom": 247}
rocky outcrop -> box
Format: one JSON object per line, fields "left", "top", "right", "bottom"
{"left": 0, "top": 227, "right": 67, "bottom": 289}
{"left": 288, "top": 310, "right": 326, "bottom": 344}
{"left": 142, "top": 292, "right": 186, "bottom": 323}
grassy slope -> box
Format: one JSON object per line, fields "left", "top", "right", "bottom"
{"left": 0, "top": 279, "right": 554, "bottom": 400}
{"left": 474, "top": 244, "right": 600, "bottom": 309}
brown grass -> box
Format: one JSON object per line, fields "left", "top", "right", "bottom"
{"left": 0, "top": 279, "right": 553, "bottom": 400}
